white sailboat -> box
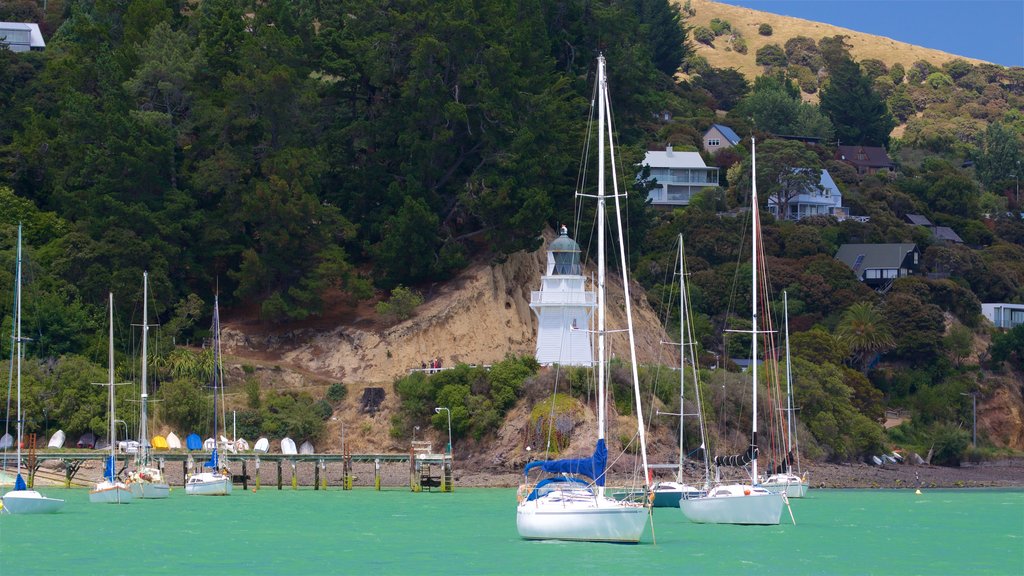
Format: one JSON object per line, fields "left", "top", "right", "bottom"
{"left": 90, "top": 293, "right": 135, "bottom": 504}
{"left": 680, "top": 138, "right": 787, "bottom": 525}
{"left": 185, "top": 295, "right": 232, "bottom": 496}
{"left": 1, "top": 224, "right": 65, "bottom": 514}
{"left": 650, "top": 235, "right": 708, "bottom": 507}
{"left": 127, "top": 272, "right": 170, "bottom": 499}
{"left": 759, "top": 290, "right": 809, "bottom": 498}
{"left": 516, "top": 55, "right": 651, "bottom": 543}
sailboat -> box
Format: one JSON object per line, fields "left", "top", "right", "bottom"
{"left": 679, "top": 138, "right": 787, "bottom": 525}
{"left": 90, "top": 293, "right": 135, "bottom": 504}
{"left": 650, "top": 235, "right": 708, "bottom": 507}
{"left": 516, "top": 55, "right": 652, "bottom": 543}
{"left": 1, "top": 224, "right": 65, "bottom": 514}
{"left": 759, "top": 290, "right": 809, "bottom": 498}
{"left": 127, "top": 272, "right": 170, "bottom": 499}
{"left": 185, "top": 295, "right": 232, "bottom": 496}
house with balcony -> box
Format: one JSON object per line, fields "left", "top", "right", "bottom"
{"left": 767, "top": 168, "right": 845, "bottom": 221}
{"left": 702, "top": 124, "right": 741, "bottom": 154}
{"left": 982, "top": 303, "right": 1024, "bottom": 329}
{"left": 0, "top": 22, "right": 45, "bottom": 52}
{"left": 835, "top": 243, "right": 919, "bottom": 289}
{"left": 642, "top": 145, "right": 720, "bottom": 207}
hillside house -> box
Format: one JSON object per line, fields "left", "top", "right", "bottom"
{"left": 835, "top": 243, "right": 919, "bottom": 288}
{"left": 0, "top": 22, "right": 45, "bottom": 52}
{"left": 836, "top": 145, "right": 895, "bottom": 175}
{"left": 903, "top": 214, "right": 964, "bottom": 244}
{"left": 982, "top": 303, "right": 1024, "bottom": 329}
{"left": 642, "top": 145, "right": 719, "bottom": 207}
{"left": 767, "top": 169, "right": 845, "bottom": 221}
{"left": 702, "top": 124, "right": 741, "bottom": 154}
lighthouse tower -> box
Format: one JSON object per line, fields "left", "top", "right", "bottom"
{"left": 530, "top": 226, "right": 595, "bottom": 366}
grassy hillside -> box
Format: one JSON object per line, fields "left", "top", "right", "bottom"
{"left": 681, "top": 0, "right": 988, "bottom": 84}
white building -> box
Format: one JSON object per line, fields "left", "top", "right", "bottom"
{"left": 982, "top": 303, "right": 1024, "bottom": 329}
{"left": 642, "top": 145, "right": 719, "bottom": 207}
{"left": 529, "top": 227, "right": 595, "bottom": 366}
{"left": 0, "top": 22, "right": 45, "bottom": 52}
{"left": 767, "top": 169, "right": 845, "bottom": 221}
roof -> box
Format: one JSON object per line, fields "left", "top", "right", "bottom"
{"left": 905, "top": 214, "right": 932, "bottom": 226}
{"left": 643, "top": 147, "right": 710, "bottom": 169}
{"left": 932, "top": 226, "right": 963, "bottom": 243}
{"left": 819, "top": 169, "right": 841, "bottom": 197}
{"left": 835, "top": 243, "right": 917, "bottom": 271}
{"left": 836, "top": 145, "right": 894, "bottom": 168}
{"left": 0, "top": 22, "right": 44, "bottom": 49}
{"left": 707, "top": 124, "right": 741, "bottom": 145}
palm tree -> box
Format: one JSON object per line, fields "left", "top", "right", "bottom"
{"left": 836, "top": 302, "right": 896, "bottom": 370}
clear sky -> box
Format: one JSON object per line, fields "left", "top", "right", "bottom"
{"left": 713, "top": 0, "right": 1024, "bottom": 68}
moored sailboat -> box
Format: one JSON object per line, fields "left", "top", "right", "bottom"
{"left": 1, "top": 224, "right": 65, "bottom": 514}
{"left": 128, "top": 272, "right": 170, "bottom": 499}
{"left": 90, "top": 293, "right": 134, "bottom": 504}
{"left": 516, "top": 55, "right": 651, "bottom": 543}
{"left": 679, "top": 139, "right": 787, "bottom": 525}
{"left": 185, "top": 295, "right": 232, "bottom": 496}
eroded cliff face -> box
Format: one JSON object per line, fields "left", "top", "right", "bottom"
{"left": 220, "top": 232, "right": 677, "bottom": 385}
{"left": 981, "top": 375, "right": 1024, "bottom": 450}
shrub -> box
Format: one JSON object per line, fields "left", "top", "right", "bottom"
{"left": 245, "top": 378, "right": 261, "bottom": 409}
{"left": 731, "top": 35, "right": 747, "bottom": 55}
{"left": 926, "top": 72, "right": 954, "bottom": 89}
{"left": 693, "top": 26, "right": 715, "bottom": 46}
{"left": 375, "top": 285, "right": 424, "bottom": 320}
{"left": 326, "top": 382, "right": 347, "bottom": 402}
{"left": 755, "top": 44, "right": 787, "bottom": 68}
{"left": 890, "top": 62, "right": 905, "bottom": 84}
{"left": 758, "top": 23, "right": 773, "bottom": 36}
{"left": 313, "top": 399, "right": 333, "bottom": 420}
{"left": 709, "top": 18, "right": 732, "bottom": 36}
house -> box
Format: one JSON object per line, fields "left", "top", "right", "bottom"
{"left": 642, "top": 145, "right": 720, "bottom": 207}
{"left": 767, "top": 168, "right": 844, "bottom": 221}
{"left": 0, "top": 22, "right": 45, "bottom": 52}
{"left": 835, "top": 243, "right": 919, "bottom": 288}
{"left": 702, "top": 124, "right": 741, "bottom": 154}
{"left": 982, "top": 303, "right": 1024, "bottom": 329}
{"left": 904, "top": 214, "right": 964, "bottom": 244}
{"left": 836, "top": 145, "right": 895, "bottom": 175}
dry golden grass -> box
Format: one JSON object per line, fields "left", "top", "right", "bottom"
{"left": 681, "top": 0, "right": 988, "bottom": 82}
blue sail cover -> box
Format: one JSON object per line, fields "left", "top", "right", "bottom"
{"left": 204, "top": 448, "right": 219, "bottom": 470}
{"left": 186, "top": 433, "right": 202, "bottom": 450}
{"left": 103, "top": 455, "right": 115, "bottom": 482}
{"left": 13, "top": 473, "right": 26, "bottom": 491}
{"left": 522, "top": 439, "right": 608, "bottom": 486}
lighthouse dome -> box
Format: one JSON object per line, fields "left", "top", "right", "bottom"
{"left": 549, "top": 229, "right": 582, "bottom": 275}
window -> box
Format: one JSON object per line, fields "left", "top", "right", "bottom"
{"left": 1010, "top": 309, "right": 1024, "bottom": 327}
{"left": 707, "top": 138, "right": 720, "bottom": 147}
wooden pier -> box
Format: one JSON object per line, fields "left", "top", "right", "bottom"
{"left": 1, "top": 448, "right": 454, "bottom": 492}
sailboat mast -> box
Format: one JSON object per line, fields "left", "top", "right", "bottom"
{"left": 141, "top": 272, "right": 149, "bottom": 463}
{"left": 596, "top": 56, "right": 607, "bottom": 446}
{"left": 14, "top": 224, "right": 22, "bottom": 477}
{"left": 784, "top": 290, "right": 793, "bottom": 463}
{"left": 750, "top": 137, "right": 759, "bottom": 484}
{"left": 678, "top": 236, "right": 685, "bottom": 483}
{"left": 212, "top": 295, "right": 220, "bottom": 467}
{"left": 108, "top": 292, "right": 116, "bottom": 463}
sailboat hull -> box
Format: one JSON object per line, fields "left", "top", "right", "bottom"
{"left": 679, "top": 484, "right": 784, "bottom": 525}
{"left": 761, "top": 474, "right": 809, "bottom": 498}
{"left": 517, "top": 494, "right": 648, "bottom": 543}
{"left": 2, "top": 490, "right": 65, "bottom": 514}
{"left": 650, "top": 482, "right": 705, "bottom": 508}
{"left": 185, "top": 472, "right": 232, "bottom": 496}
{"left": 89, "top": 481, "right": 134, "bottom": 504}
{"left": 129, "top": 481, "right": 170, "bottom": 499}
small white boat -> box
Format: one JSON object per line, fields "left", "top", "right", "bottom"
{"left": 203, "top": 437, "right": 216, "bottom": 450}
{"left": 0, "top": 432, "right": 13, "bottom": 450}
{"left": 47, "top": 430, "right": 65, "bottom": 449}
{"left": 280, "top": 437, "right": 297, "bottom": 455}
{"left": 235, "top": 438, "right": 250, "bottom": 451}
{"left": 89, "top": 479, "right": 134, "bottom": 504}
{"left": 90, "top": 293, "right": 132, "bottom": 505}
{"left": 253, "top": 438, "right": 269, "bottom": 453}
{"left": 299, "top": 440, "right": 314, "bottom": 455}
{"left": 679, "top": 484, "right": 784, "bottom": 525}
{"left": 128, "top": 466, "right": 170, "bottom": 499}
{"left": 185, "top": 296, "right": 232, "bottom": 497}
{"left": 185, "top": 470, "right": 232, "bottom": 496}
{"left": 2, "top": 488, "right": 65, "bottom": 514}
{"left": 166, "top": 432, "right": 182, "bottom": 450}
{"left": 760, "top": 473, "right": 809, "bottom": 498}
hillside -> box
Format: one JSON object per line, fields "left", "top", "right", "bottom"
{"left": 682, "top": 0, "right": 988, "bottom": 83}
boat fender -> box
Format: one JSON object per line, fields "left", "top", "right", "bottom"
{"left": 744, "top": 489, "right": 751, "bottom": 496}
{"left": 516, "top": 484, "right": 529, "bottom": 504}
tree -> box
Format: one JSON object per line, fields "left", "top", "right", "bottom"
{"left": 976, "top": 121, "right": 1022, "bottom": 191}
{"left": 758, "top": 24, "right": 772, "bottom": 36}
{"left": 820, "top": 55, "right": 895, "bottom": 147}
{"left": 783, "top": 36, "right": 823, "bottom": 73}
{"left": 633, "top": 0, "right": 691, "bottom": 76}
{"left": 693, "top": 67, "right": 749, "bottom": 110}
{"left": 755, "top": 44, "right": 787, "bottom": 68}
{"left": 944, "top": 323, "right": 974, "bottom": 367}
{"left": 752, "top": 139, "right": 823, "bottom": 220}
{"left": 835, "top": 302, "right": 896, "bottom": 369}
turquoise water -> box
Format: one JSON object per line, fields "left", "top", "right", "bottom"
{"left": 1, "top": 488, "right": 1022, "bottom": 575}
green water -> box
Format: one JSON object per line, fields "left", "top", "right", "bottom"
{"left": 1, "top": 488, "right": 1022, "bottom": 575}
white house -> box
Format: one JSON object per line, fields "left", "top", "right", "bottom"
{"left": 0, "top": 22, "right": 45, "bottom": 52}
{"left": 767, "top": 169, "right": 845, "bottom": 221}
{"left": 642, "top": 145, "right": 720, "bottom": 207}
{"left": 981, "top": 303, "right": 1024, "bottom": 329}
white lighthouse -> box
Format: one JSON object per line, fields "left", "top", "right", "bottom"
{"left": 529, "top": 226, "right": 595, "bottom": 366}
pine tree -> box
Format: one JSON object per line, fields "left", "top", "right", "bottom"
{"left": 820, "top": 56, "right": 894, "bottom": 147}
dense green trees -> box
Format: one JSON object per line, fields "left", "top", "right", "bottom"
{"left": 820, "top": 55, "right": 895, "bottom": 147}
